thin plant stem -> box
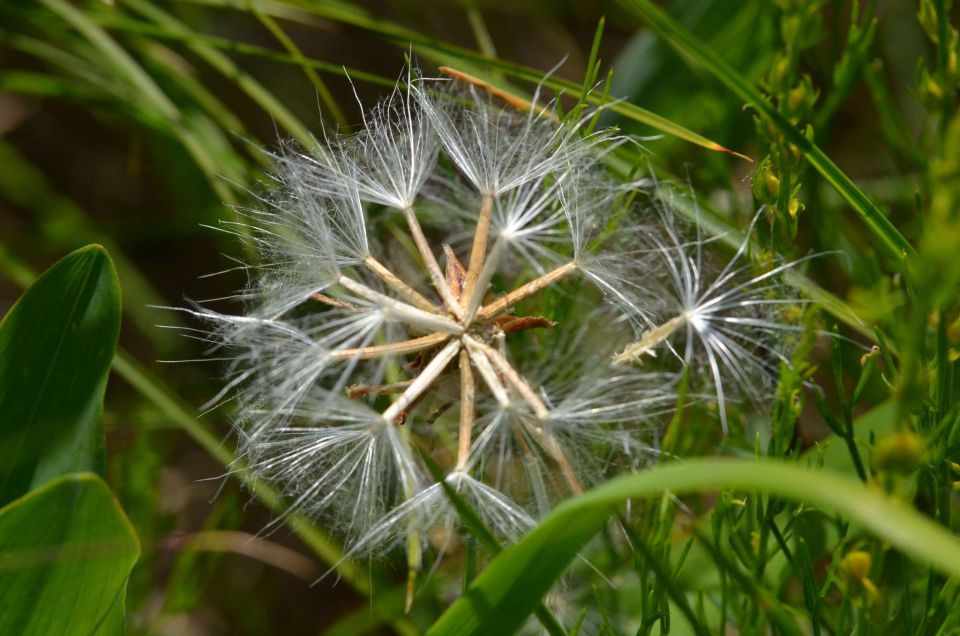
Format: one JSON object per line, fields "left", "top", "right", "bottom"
{"left": 465, "top": 336, "right": 548, "bottom": 418}
{"left": 337, "top": 275, "right": 462, "bottom": 334}
{"left": 464, "top": 344, "right": 510, "bottom": 406}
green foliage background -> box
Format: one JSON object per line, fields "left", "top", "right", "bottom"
{"left": 1, "top": 1, "right": 959, "bottom": 634}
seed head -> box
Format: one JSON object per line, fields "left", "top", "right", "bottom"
{"left": 183, "top": 68, "right": 813, "bottom": 570}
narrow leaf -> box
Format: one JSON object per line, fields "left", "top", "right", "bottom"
{"left": 427, "top": 458, "right": 960, "bottom": 635}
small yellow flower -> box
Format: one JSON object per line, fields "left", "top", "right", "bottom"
{"left": 840, "top": 550, "right": 879, "bottom": 604}
{"left": 875, "top": 431, "right": 926, "bottom": 474}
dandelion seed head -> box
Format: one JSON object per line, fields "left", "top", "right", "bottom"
{"left": 186, "top": 66, "right": 814, "bottom": 566}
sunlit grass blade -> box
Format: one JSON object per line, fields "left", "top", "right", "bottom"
{"left": 427, "top": 458, "right": 960, "bottom": 636}
{"left": 616, "top": 0, "right": 916, "bottom": 264}
{"left": 94, "top": 13, "right": 399, "bottom": 90}
{"left": 117, "top": 0, "right": 318, "bottom": 148}
{"left": 175, "top": 0, "right": 748, "bottom": 159}
{"left": 419, "top": 453, "right": 567, "bottom": 636}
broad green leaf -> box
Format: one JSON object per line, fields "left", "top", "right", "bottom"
{"left": 0, "top": 473, "right": 140, "bottom": 636}
{"left": 0, "top": 245, "right": 121, "bottom": 505}
{"left": 615, "top": 0, "right": 915, "bottom": 264}
{"left": 427, "top": 458, "right": 960, "bottom": 636}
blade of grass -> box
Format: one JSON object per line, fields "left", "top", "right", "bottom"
{"left": 243, "top": 0, "right": 349, "bottom": 129}
{"left": 619, "top": 520, "right": 711, "bottom": 636}
{"left": 138, "top": 41, "right": 249, "bottom": 137}
{"left": 21, "top": 3, "right": 244, "bottom": 206}
{"left": 176, "top": 0, "right": 749, "bottom": 159}
{"left": 94, "top": 13, "right": 400, "bottom": 88}
{"left": 427, "top": 458, "right": 960, "bottom": 636}
{"left": 0, "top": 70, "right": 108, "bottom": 103}
{"left": 118, "top": 0, "right": 317, "bottom": 148}
{"left": 41, "top": 0, "right": 178, "bottom": 119}
{"left": 692, "top": 530, "right": 804, "bottom": 636}
{"left": 2, "top": 34, "right": 162, "bottom": 119}
{"left": 616, "top": 0, "right": 915, "bottom": 264}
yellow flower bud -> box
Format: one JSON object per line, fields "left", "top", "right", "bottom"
{"left": 788, "top": 86, "right": 806, "bottom": 111}
{"left": 841, "top": 550, "right": 872, "bottom": 581}
{"left": 788, "top": 198, "right": 801, "bottom": 218}
{"left": 842, "top": 550, "right": 880, "bottom": 601}
{"left": 874, "top": 430, "right": 926, "bottom": 473}
{"left": 765, "top": 172, "right": 781, "bottom": 198}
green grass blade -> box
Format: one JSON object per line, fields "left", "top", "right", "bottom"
{"left": 427, "top": 458, "right": 960, "bottom": 636}
{"left": 246, "top": 4, "right": 350, "bottom": 129}
{"left": 616, "top": 0, "right": 915, "bottom": 264}
{"left": 41, "top": 0, "right": 178, "bottom": 119}
{"left": 95, "top": 14, "right": 398, "bottom": 89}
{"left": 177, "top": 0, "right": 748, "bottom": 159}
{"left": 118, "top": 0, "right": 318, "bottom": 148}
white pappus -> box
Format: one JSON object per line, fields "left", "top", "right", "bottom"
{"left": 180, "top": 67, "right": 817, "bottom": 594}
